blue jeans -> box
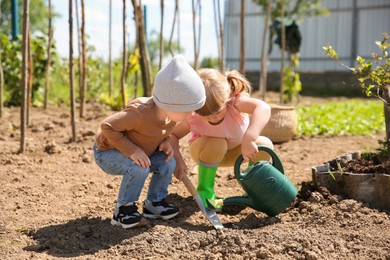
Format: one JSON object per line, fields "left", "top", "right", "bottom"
{"left": 93, "top": 143, "right": 176, "bottom": 207}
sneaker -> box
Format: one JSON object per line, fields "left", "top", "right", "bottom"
{"left": 111, "top": 202, "right": 148, "bottom": 229}
{"left": 143, "top": 199, "right": 179, "bottom": 220}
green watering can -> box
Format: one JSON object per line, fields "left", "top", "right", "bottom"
{"left": 208, "top": 145, "right": 298, "bottom": 217}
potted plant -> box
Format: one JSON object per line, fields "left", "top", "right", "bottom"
{"left": 312, "top": 33, "right": 390, "bottom": 210}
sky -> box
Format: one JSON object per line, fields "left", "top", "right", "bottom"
{"left": 52, "top": 0, "right": 224, "bottom": 65}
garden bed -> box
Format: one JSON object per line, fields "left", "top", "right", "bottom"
{"left": 312, "top": 152, "right": 390, "bottom": 211}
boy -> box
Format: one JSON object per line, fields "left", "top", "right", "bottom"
{"left": 93, "top": 55, "right": 205, "bottom": 228}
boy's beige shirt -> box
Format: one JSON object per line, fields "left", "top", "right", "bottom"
{"left": 95, "top": 97, "right": 176, "bottom": 157}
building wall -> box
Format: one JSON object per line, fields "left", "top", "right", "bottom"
{"left": 224, "top": 0, "right": 390, "bottom": 91}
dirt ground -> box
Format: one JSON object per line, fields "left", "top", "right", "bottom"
{"left": 0, "top": 96, "right": 389, "bottom": 259}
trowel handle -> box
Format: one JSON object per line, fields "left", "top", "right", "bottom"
{"left": 234, "top": 145, "right": 285, "bottom": 179}
{"left": 182, "top": 175, "right": 198, "bottom": 197}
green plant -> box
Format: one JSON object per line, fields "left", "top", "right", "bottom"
{"left": 324, "top": 32, "right": 390, "bottom": 158}
{"left": 296, "top": 100, "right": 384, "bottom": 136}
{"left": 282, "top": 53, "right": 301, "bottom": 104}
{"left": 0, "top": 34, "right": 56, "bottom": 106}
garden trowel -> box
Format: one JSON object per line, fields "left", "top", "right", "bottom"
{"left": 182, "top": 175, "right": 224, "bottom": 229}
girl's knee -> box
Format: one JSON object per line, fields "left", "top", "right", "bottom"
{"left": 256, "top": 136, "right": 274, "bottom": 149}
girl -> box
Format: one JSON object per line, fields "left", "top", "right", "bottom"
{"left": 171, "top": 68, "right": 273, "bottom": 208}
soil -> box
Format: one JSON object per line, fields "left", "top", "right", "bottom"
{"left": 1, "top": 97, "right": 389, "bottom": 259}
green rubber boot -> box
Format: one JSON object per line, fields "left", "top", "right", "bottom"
{"left": 197, "top": 163, "right": 218, "bottom": 208}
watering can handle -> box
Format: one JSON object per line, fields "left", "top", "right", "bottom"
{"left": 234, "top": 145, "right": 285, "bottom": 179}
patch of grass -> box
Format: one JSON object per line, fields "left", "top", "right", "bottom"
{"left": 296, "top": 99, "right": 384, "bottom": 136}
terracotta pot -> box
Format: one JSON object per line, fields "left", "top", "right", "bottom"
{"left": 262, "top": 104, "right": 298, "bottom": 143}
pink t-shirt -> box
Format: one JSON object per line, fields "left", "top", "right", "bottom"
{"left": 187, "top": 95, "right": 250, "bottom": 150}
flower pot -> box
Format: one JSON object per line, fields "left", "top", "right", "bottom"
{"left": 262, "top": 104, "right": 298, "bottom": 143}
{"left": 312, "top": 152, "right": 390, "bottom": 211}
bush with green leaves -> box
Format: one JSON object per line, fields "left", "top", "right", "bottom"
{"left": 0, "top": 34, "right": 57, "bottom": 106}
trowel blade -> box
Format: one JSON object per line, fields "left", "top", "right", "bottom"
{"left": 193, "top": 194, "right": 224, "bottom": 229}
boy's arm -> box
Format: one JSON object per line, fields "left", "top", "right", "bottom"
{"left": 100, "top": 110, "right": 141, "bottom": 157}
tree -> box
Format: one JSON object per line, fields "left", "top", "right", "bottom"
{"left": 43, "top": 0, "right": 52, "bottom": 109}
{"left": 324, "top": 33, "right": 390, "bottom": 157}
{"left": 132, "top": 0, "right": 152, "bottom": 97}
{"left": 69, "top": 0, "right": 76, "bottom": 142}
{"left": 19, "top": 0, "right": 29, "bottom": 153}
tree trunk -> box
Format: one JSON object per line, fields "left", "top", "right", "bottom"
{"left": 260, "top": 0, "right": 272, "bottom": 101}
{"left": 0, "top": 0, "right": 3, "bottom": 118}
{"left": 279, "top": 0, "right": 286, "bottom": 104}
{"left": 177, "top": 2, "right": 180, "bottom": 51}
{"left": 27, "top": 29, "right": 32, "bottom": 126}
{"left": 196, "top": 0, "right": 201, "bottom": 67}
{"left": 168, "top": 0, "right": 178, "bottom": 57}
{"left": 19, "top": 0, "right": 30, "bottom": 153}
{"left": 0, "top": 38, "right": 3, "bottom": 118}
{"left": 132, "top": 0, "right": 152, "bottom": 97}
{"left": 192, "top": 0, "right": 198, "bottom": 68}
{"left": 213, "top": 0, "right": 224, "bottom": 71}
{"left": 79, "top": 0, "right": 87, "bottom": 118}
{"left": 159, "top": 0, "right": 164, "bottom": 69}
{"left": 69, "top": 0, "right": 77, "bottom": 142}
{"left": 240, "top": 0, "right": 245, "bottom": 75}
{"left": 75, "top": 0, "right": 83, "bottom": 102}
{"left": 383, "top": 85, "right": 390, "bottom": 154}
{"left": 109, "top": 0, "right": 113, "bottom": 97}
{"left": 120, "top": 0, "right": 127, "bottom": 109}
{"left": 44, "top": 0, "right": 52, "bottom": 109}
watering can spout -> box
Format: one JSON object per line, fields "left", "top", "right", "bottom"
{"left": 223, "top": 196, "right": 256, "bottom": 209}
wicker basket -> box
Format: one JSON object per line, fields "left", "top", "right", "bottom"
{"left": 261, "top": 104, "right": 298, "bottom": 143}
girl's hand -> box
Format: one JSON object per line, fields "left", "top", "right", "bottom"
{"left": 129, "top": 147, "right": 151, "bottom": 168}
{"left": 159, "top": 139, "right": 174, "bottom": 162}
{"left": 241, "top": 141, "right": 258, "bottom": 162}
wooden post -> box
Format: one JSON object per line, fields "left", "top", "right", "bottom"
{"left": 109, "top": 0, "right": 113, "bottom": 97}
{"left": 19, "top": 0, "right": 30, "bottom": 153}
{"left": 240, "top": 0, "right": 245, "bottom": 75}
{"left": 260, "top": 0, "right": 272, "bottom": 101}
{"left": 159, "top": 0, "right": 164, "bottom": 69}
{"left": 44, "top": 0, "right": 52, "bottom": 109}
{"left": 69, "top": 0, "right": 77, "bottom": 142}
{"left": 121, "top": 0, "right": 127, "bottom": 109}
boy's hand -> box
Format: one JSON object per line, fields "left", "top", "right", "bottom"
{"left": 159, "top": 140, "right": 174, "bottom": 162}
{"left": 174, "top": 160, "right": 188, "bottom": 181}
{"left": 129, "top": 147, "right": 151, "bottom": 168}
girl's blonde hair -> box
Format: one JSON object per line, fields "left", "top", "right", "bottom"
{"left": 195, "top": 69, "right": 252, "bottom": 116}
